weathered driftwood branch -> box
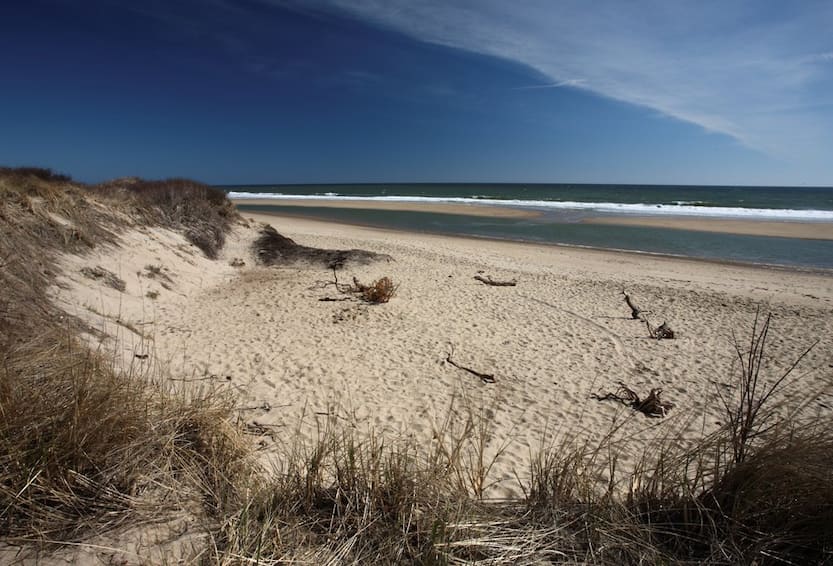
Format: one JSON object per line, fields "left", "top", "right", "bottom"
{"left": 622, "top": 290, "right": 641, "bottom": 319}
{"left": 475, "top": 275, "right": 517, "bottom": 287}
{"left": 333, "top": 267, "right": 354, "bottom": 294}
{"left": 445, "top": 346, "right": 497, "bottom": 384}
{"left": 592, "top": 382, "right": 674, "bottom": 417}
{"left": 622, "top": 291, "right": 675, "bottom": 338}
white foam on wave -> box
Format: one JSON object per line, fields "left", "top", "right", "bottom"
{"left": 227, "top": 192, "right": 833, "bottom": 221}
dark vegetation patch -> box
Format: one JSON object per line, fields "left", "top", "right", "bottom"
{"left": 254, "top": 224, "right": 391, "bottom": 269}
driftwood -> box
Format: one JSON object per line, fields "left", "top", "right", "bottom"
{"left": 475, "top": 275, "right": 517, "bottom": 287}
{"left": 622, "top": 291, "right": 675, "bottom": 339}
{"left": 592, "top": 382, "right": 674, "bottom": 417}
{"left": 622, "top": 290, "right": 641, "bottom": 319}
{"left": 445, "top": 346, "right": 497, "bottom": 384}
{"left": 645, "top": 319, "right": 675, "bottom": 340}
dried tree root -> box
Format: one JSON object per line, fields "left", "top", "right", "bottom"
{"left": 645, "top": 319, "right": 675, "bottom": 340}
{"left": 445, "top": 346, "right": 497, "bottom": 384}
{"left": 475, "top": 275, "right": 517, "bottom": 287}
{"left": 592, "top": 381, "right": 674, "bottom": 417}
{"left": 622, "top": 290, "right": 641, "bottom": 319}
{"left": 622, "top": 291, "right": 675, "bottom": 338}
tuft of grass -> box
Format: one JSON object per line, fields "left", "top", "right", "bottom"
{"left": 210, "top": 415, "right": 454, "bottom": 563}
{"left": 720, "top": 309, "right": 818, "bottom": 465}
{"left": 209, "top": 399, "right": 533, "bottom": 564}
{"left": 80, "top": 265, "right": 126, "bottom": 292}
{"left": 0, "top": 333, "right": 249, "bottom": 542}
{"left": 621, "top": 311, "right": 832, "bottom": 564}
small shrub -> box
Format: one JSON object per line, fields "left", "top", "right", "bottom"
{"left": 143, "top": 264, "right": 174, "bottom": 287}
{"left": 144, "top": 264, "right": 163, "bottom": 277}
{"left": 356, "top": 276, "right": 398, "bottom": 304}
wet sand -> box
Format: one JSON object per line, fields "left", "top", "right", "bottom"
{"left": 232, "top": 198, "right": 541, "bottom": 218}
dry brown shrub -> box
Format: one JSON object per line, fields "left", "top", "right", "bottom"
{"left": 356, "top": 276, "right": 398, "bottom": 303}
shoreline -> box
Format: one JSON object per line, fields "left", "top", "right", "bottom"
{"left": 232, "top": 198, "right": 833, "bottom": 241}
{"left": 240, "top": 207, "right": 833, "bottom": 276}
{"left": 231, "top": 197, "right": 542, "bottom": 218}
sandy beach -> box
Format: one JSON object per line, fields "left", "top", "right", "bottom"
{"left": 52, "top": 209, "right": 833, "bottom": 498}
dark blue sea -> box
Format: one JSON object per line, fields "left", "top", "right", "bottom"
{"left": 225, "top": 183, "right": 833, "bottom": 270}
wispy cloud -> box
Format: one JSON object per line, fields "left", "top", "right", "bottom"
{"left": 514, "top": 79, "right": 587, "bottom": 90}
{"left": 807, "top": 51, "right": 833, "bottom": 62}
{"left": 292, "top": 0, "right": 833, "bottom": 164}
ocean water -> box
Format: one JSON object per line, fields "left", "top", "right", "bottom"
{"left": 226, "top": 183, "right": 833, "bottom": 269}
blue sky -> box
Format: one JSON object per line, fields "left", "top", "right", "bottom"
{"left": 1, "top": 0, "right": 831, "bottom": 186}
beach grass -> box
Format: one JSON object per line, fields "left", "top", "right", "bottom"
{"left": 1, "top": 167, "right": 832, "bottom": 563}
{"left": 0, "top": 168, "right": 250, "bottom": 547}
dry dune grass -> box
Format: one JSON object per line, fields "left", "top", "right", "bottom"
{"left": 2, "top": 167, "right": 833, "bottom": 564}
{"left": 92, "top": 176, "right": 237, "bottom": 259}
{"left": 0, "top": 334, "right": 248, "bottom": 542}
{"left": 0, "top": 168, "right": 250, "bottom": 551}
{"left": 210, "top": 326, "right": 833, "bottom": 564}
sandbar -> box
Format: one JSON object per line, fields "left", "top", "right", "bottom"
{"left": 231, "top": 198, "right": 541, "bottom": 218}
{"left": 584, "top": 215, "right": 833, "bottom": 240}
